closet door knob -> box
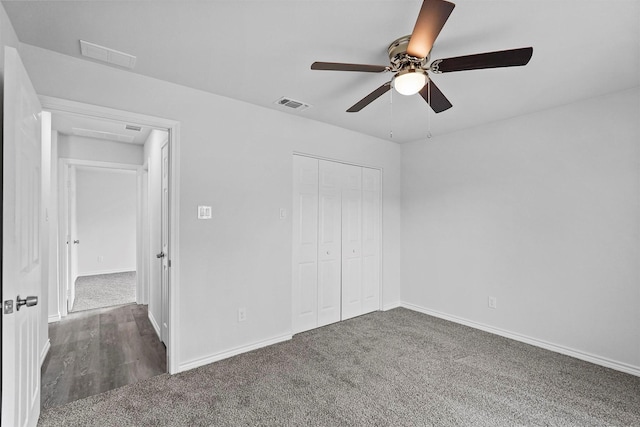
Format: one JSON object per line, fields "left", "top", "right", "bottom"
{"left": 326, "top": 251, "right": 330, "bottom": 255}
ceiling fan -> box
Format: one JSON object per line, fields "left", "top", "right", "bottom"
{"left": 311, "top": 0, "right": 533, "bottom": 114}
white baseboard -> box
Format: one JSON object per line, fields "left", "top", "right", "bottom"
{"left": 48, "top": 313, "right": 61, "bottom": 323}
{"left": 178, "top": 334, "right": 292, "bottom": 373}
{"left": 40, "top": 339, "right": 51, "bottom": 366}
{"left": 77, "top": 269, "right": 136, "bottom": 277}
{"left": 148, "top": 310, "right": 161, "bottom": 340}
{"left": 382, "top": 301, "right": 401, "bottom": 311}
{"left": 401, "top": 302, "right": 640, "bottom": 378}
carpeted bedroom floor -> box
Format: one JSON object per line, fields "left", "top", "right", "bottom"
{"left": 71, "top": 271, "right": 136, "bottom": 312}
{"left": 38, "top": 308, "right": 640, "bottom": 426}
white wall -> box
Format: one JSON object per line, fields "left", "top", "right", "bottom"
{"left": 47, "top": 131, "right": 60, "bottom": 323}
{"left": 75, "top": 167, "right": 137, "bottom": 276}
{"left": 19, "top": 43, "right": 402, "bottom": 370}
{"left": 58, "top": 134, "right": 143, "bottom": 165}
{"left": 0, "top": 2, "right": 19, "bottom": 76}
{"left": 401, "top": 87, "right": 640, "bottom": 373}
{"left": 143, "top": 129, "right": 167, "bottom": 336}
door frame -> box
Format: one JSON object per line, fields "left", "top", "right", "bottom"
{"left": 58, "top": 160, "right": 141, "bottom": 316}
{"left": 291, "top": 153, "right": 384, "bottom": 330}
{"left": 40, "top": 96, "right": 181, "bottom": 375}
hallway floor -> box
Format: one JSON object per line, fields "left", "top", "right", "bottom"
{"left": 41, "top": 304, "right": 166, "bottom": 408}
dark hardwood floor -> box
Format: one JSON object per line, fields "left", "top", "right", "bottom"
{"left": 41, "top": 304, "right": 166, "bottom": 408}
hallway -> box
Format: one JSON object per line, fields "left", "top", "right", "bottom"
{"left": 41, "top": 304, "right": 166, "bottom": 408}
{"left": 71, "top": 271, "right": 137, "bottom": 313}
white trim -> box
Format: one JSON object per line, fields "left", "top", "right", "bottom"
{"left": 167, "top": 124, "right": 181, "bottom": 375}
{"left": 42, "top": 96, "right": 181, "bottom": 374}
{"left": 76, "top": 269, "right": 135, "bottom": 277}
{"left": 292, "top": 151, "right": 381, "bottom": 171}
{"left": 60, "top": 158, "right": 141, "bottom": 171}
{"left": 39, "top": 96, "right": 179, "bottom": 130}
{"left": 148, "top": 310, "right": 161, "bottom": 340}
{"left": 401, "top": 302, "right": 640, "bottom": 378}
{"left": 40, "top": 339, "right": 51, "bottom": 366}
{"left": 47, "top": 314, "right": 61, "bottom": 323}
{"left": 178, "top": 334, "right": 292, "bottom": 373}
{"left": 382, "top": 301, "right": 401, "bottom": 311}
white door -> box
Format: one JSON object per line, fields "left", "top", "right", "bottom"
{"left": 2, "top": 46, "right": 43, "bottom": 427}
{"left": 361, "top": 168, "right": 381, "bottom": 314}
{"left": 341, "top": 164, "right": 363, "bottom": 320}
{"left": 292, "top": 156, "right": 319, "bottom": 333}
{"left": 160, "top": 142, "right": 170, "bottom": 344}
{"left": 317, "top": 160, "right": 342, "bottom": 327}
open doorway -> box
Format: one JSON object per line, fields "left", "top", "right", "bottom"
{"left": 64, "top": 165, "right": 138, "bottom": 314}
{"left": 40, "top": 104, "right": 176, "bottom": 407}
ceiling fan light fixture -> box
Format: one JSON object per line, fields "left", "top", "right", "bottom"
{"left": 393, "top": 69, "right": 428, "bottom": 96}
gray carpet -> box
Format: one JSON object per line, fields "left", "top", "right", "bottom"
{"left": 71, "top": 271, "right": 136, "bottom": 313}
{"left": 38, "top": 308, "right": 640, "bottom": 426}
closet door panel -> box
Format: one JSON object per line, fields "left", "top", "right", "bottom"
{"left": 362, "top": 168, "right": 381, "bottom": 313}
{"left": 317, "top": 161, "right": 342, "bottom": 326}
{"left": 341, "top": 164, "right": 363, "bottom": 320}
{"left": 293, "top": 156, "right": 319, "bottom": 333}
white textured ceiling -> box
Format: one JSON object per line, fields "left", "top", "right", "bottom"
{"left": 4, "top": 0, "right": 639, "bottom": 143}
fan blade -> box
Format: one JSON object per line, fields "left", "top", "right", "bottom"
{"left": 419, "top": 79, "right": 452, "bottom": 113}
{"left": 311, "top": 62, "right": 388, "bottom": 73}
{"left": 347, "top": 82, "right": 392, "bottom": 112}
{"left": 431, "top": 47, "right": 533, "bottom": 73}
{"left": 406, "top": 0, "right": 456, "bottom": 58}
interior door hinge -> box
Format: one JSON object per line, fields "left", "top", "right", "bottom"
{"left": 168, "top": 260, "right": 172, "bottom": 268}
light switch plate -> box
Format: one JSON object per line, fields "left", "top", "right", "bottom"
{"left": 197, "top": 205, "right": 212, "bottom": 219}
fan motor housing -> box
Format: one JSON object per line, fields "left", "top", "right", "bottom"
{"left": 387, "top": 35, "right": 429, "bottom": 71}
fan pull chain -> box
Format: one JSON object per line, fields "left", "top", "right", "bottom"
{"left": 426, "top": 81, "right": 432, "bottom": 139}
{"left": 389, "top": 86, "right": 394, "bottom": 139}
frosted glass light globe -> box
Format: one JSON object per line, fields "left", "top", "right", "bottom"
{"left": 394, "top": 69, "right": 427, "bottom": 96}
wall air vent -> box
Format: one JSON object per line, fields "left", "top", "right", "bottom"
{"left": 274, "top": 97, "right": 311, "bottom": 112}
{"left": 80, "top": 40, "right": 137, "bottom": 69}
{"left": 125, "top": 124, "right": 142, "bottom": 132}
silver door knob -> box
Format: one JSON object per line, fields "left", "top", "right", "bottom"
{"left": 16, "top": 295, "right": 38, "bottom": 311}
{"left": 156, "top": 252, "right": 165, "bottom": 259}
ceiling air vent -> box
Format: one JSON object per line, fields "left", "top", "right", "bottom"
{"left": 274, "top": 97, "right": 311, "bottom": 112}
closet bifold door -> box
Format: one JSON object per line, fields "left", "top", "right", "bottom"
{"left": 292, "top": 156, "right": 319, "bottom": 334}
{"left": 361, "top": 167, "right": 381, "bottom": 314}
{"left": 341, "top": 164, "right": 364, "bottom": 320}
{"left": 317, "top": 160, "right": 342, "bottom": 327}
